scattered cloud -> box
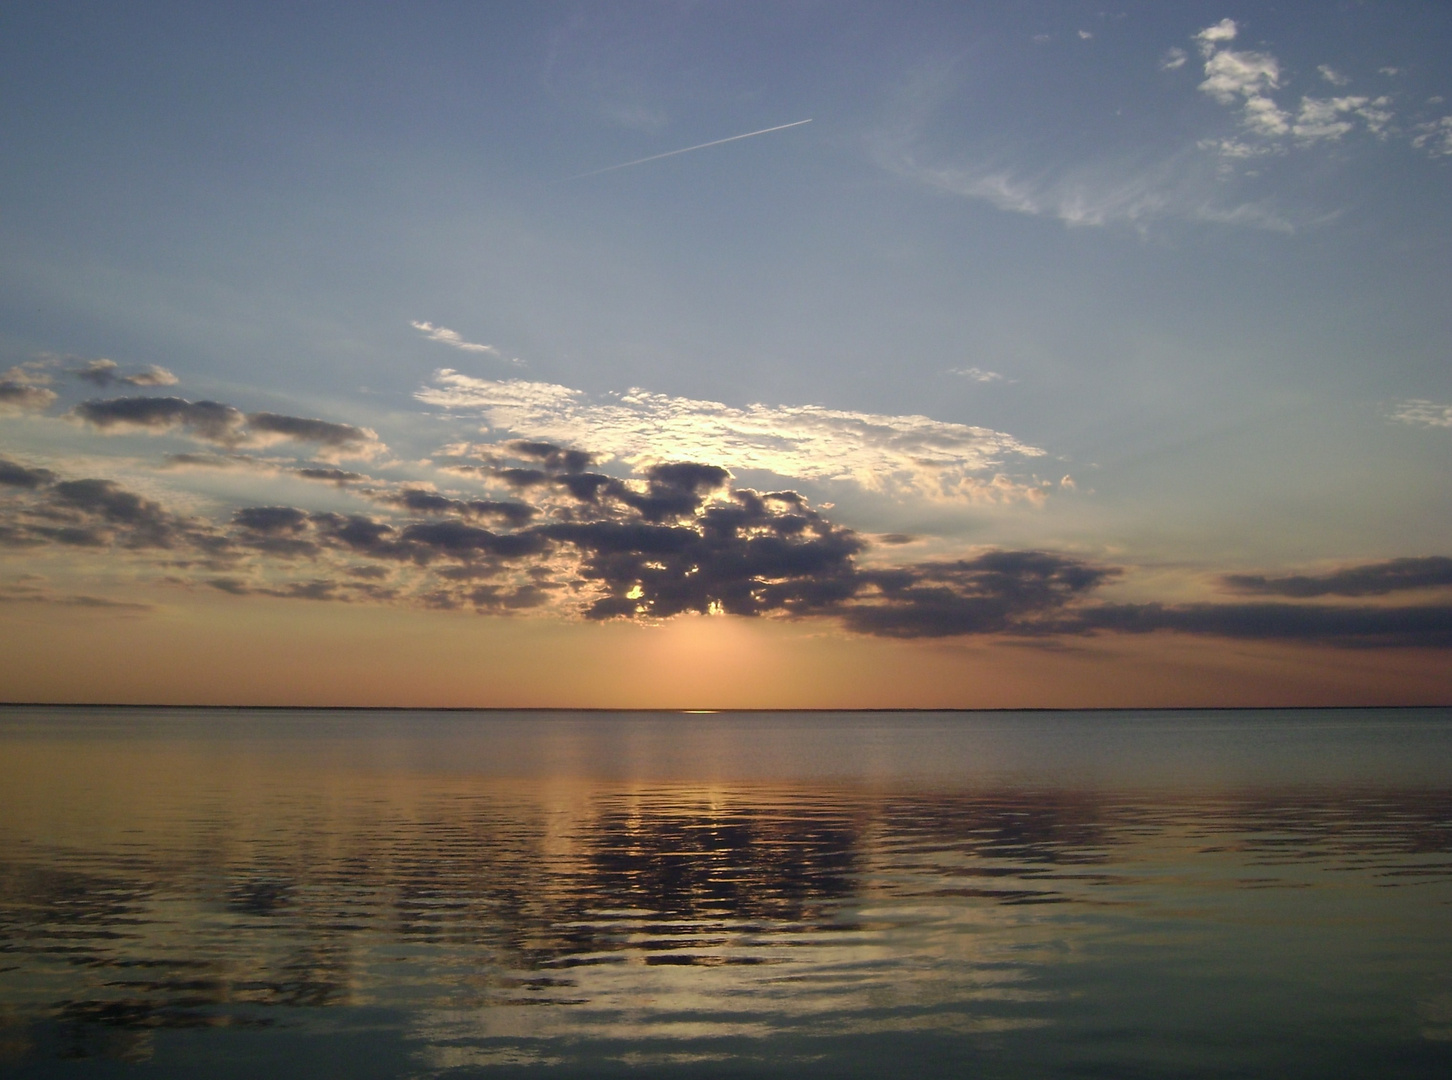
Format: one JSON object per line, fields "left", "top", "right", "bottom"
{"left": 416, "top": 370, "right": 1049, "bottom": 503}
{"left": 1195, "top": 23, "right": 1288, "bottom": 136}
{"left": 1078, "top": 30, "right": 1092, "bottom": 41}
{"left": 1393, "top": 399, "right": 1452, "bottom": 428}
{"left": 1188, "top": 19, "right": 1420, "bottom": 159}
{"left": 1160, "top": 47, "right": 1187, "bottom": 72}
{"left": 1292, "top": 95, "right": 1394, "bottom": 141}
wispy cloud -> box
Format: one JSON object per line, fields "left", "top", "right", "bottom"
{"left": 879, "top": 140, "right": 1294, "bottom": 233}
{"left": 876, "top": 20, "right": 1443, "bottom": 233}
{"left": 416, "top": 370, "right": 1049, "bottom": 503}
{"left": 1393, "top": 399, "right": 1452, "bottom": 428}
{"left": 1412, "top": 117, "right": 1452, "bottom": 157}
{"left": 950, "top": 367, "right": 1009, "bottom": 383}
{"left": 871, "top": 64, "right": 1293, "bottom": 233}
{"left": 411, "top": 321, "right": 507, "bottom": 358}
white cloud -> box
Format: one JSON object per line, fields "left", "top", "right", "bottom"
{"left": 1412, "top": 116, "right": 1452, "bottom": 157}
{"left": 1190, "top": 22, "right": 1406, "bottom": 158}
{"left": 1291, "top": 96, "right": 1394, "bottom": 141}
{"left": 1160, "top": 47, "right": 1187, "bottom": 72}
{"left": 1199, "top": 47, "right": 1288, "bottom": 134}
{"left": 1393, "top": 400, "right": 1452, "bottom": 428}
{"left": 1194, "top": 18, "right": 1238, "bottom": 55}
{"left": 1196, "top": 137, "right": 1278, "bottom": 160}
{"left": 950, "top": 367, "right": 1009, "bottom": 383}
{"left": 1078, "top": 30, "right": 1092, "bottom": 41}
{"left": 411, "top": 321, "right": 504, "bottom": 357}
{"left": 416, "top": 370, "right": 1050, "bottom": 503}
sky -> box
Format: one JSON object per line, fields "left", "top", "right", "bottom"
{"left": 1, "top": 1, "right": 1450, "bottom": 708}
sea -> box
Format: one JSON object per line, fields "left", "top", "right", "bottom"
{"left": 1, "top": 706, "right": 1449, "bottom": 1078}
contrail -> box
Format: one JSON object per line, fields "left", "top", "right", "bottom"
{"left": 568, "top": 119, "right": 812, "bottom": 180}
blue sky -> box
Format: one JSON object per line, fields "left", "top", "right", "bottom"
{"left": 2, "top": 2, "right": 1450, "bottom": 705}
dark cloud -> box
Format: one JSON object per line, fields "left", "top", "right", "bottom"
{"left": 72, "top": 397, "right": 381, "bottom": 457}
{"left": 0, "top": 457, "right": 56, "bottom": 489}
{"left": 545, "top": 489, "right": 863, "bottom": 620}
{"left": 230, "top": 506, "right": 318, "bottom": 556}
{"left": 234, "top": 506, "right": 310, "bottom": 534}
{"left": 307, "top": 512, "right": 409, "bottom": 560}
{"left": 505, "top": 440, "right": 596, "bottom": 472}
{"left": 553, "top": 471, "right": 620, "bottom": 503}
{"left": 73, "top": 396, "right": 248, "bottom": 444}
{"left": 844, "top": 551, "right": 1117, "bottom": 638}
{"left": 245, "top": 412, "right": 379, "bottom": 453}
{"left": 1222, "top": 557, "right": 1452, "bottom": 597}
{"left": 5, "top": 440, "right": 1451, "bottom": 650}
{"left": 48, "top": 480, "right": 186, "bottom": 549}
{"left": 617, "top": 462, "right": 732, "bottom": 523}
{"left": 399, "top": 520, "right": 550, "bottom": 559}
{"left": 0, "top": 380, "right": 58, "bottom": 411}
{"left": 491, "top": 467, "right": 552, "bottom": 490}
{"left": 296, "top": 467, "right": 365, "bottom": 485}
{"left": 378, "top": 489, "right": 537, "bottom": 526}
{"left": 1069, "top": 602, "right": 1452, "bottom": 649}
{"left": 0, "top": 469, "right": 231, "bottom": 556}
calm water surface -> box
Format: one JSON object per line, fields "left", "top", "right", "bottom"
{"left": 1, "top": 707, "right": 1450, "bottom": 1078}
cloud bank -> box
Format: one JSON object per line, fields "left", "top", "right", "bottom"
{"left": 3, "top": 435, "right": 1450, "bottom": 649}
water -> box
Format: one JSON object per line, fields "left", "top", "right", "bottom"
{"left": 1, "top": 707, "right": 1450, "bottom": 1078}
